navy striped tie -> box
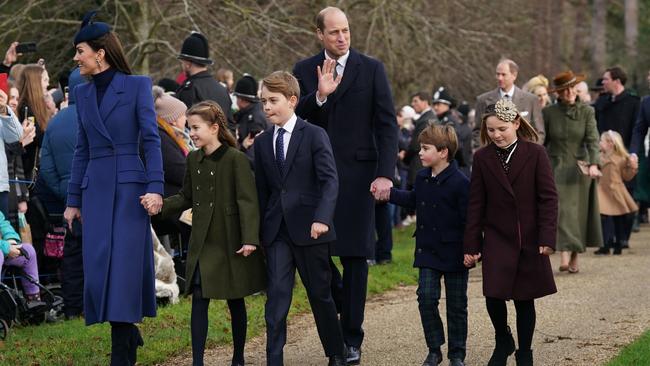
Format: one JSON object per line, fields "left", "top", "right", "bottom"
{"left": 276, "top": 128, "right": 286, "bottom": 175}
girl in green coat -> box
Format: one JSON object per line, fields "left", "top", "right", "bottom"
{"left": 543, "top": 71, "right": 604, "bottom": 273}
{"left": 152, "top": 101, "right": 266, "bottom": 366}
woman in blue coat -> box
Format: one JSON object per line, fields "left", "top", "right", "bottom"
{"left": 63, "top": 12, "right": 163, "bottom": 365}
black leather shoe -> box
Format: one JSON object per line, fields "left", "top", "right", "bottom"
{"left": 449, "top": 359, "right": 465, "bottom": 366}
{"left": 594, "top": 247, "right": 610, "bottom": 255}
{"left": 328, "top": 355, "right": 347, "bottom": 366}
{"left": 421, "top": 351, "right": 442, "bottom": 366}
{"left": 346, "top": 345, "right": 361, "bottom": 365}
{"left": 487, "top": 326, "right": 516, "bottom": 366}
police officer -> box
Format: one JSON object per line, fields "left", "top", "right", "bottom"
{"left": 432, "top": 87, "right": 471, "bottom": 175}
{"left": 233, "top": 74, "right": 269, "bottom": 145}
{"left": 176, "top": 32, "right": 234, "bottom": 128}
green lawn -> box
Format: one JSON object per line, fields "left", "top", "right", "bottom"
{"left": 0, "top": 227, "right": 419, "bottom": 365}
{"left": 607, "top": 329, "right": 650, "bottom": 366}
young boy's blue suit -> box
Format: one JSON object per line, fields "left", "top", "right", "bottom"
{"left": 390, "top": 160, "right": 470, "bottom": 363}
{"left": 254, "top": 116, "right": 345, "bottom": 365}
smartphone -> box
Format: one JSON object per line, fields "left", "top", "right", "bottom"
{"left": 16, "top": 42, "right": 37, "bottom": 54}
{"left": 64, "top": 86, "right": 69, "bottom": 100}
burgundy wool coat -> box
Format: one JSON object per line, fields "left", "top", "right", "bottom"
{"left": 464, "top": 140, "right": 558, "bottom": 300}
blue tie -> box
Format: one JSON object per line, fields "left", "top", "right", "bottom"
{"left": 276, "top": 128, "right": 286, "bottom": 175}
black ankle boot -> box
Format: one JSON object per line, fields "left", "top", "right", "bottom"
{"left": 487, "top": 326, "right": 515, "bottom": 366}
{"left": 515, "top": 349, "right": 533, "bottom": 366}
{"left": 127, "top": 325, "right": 144, "bottom": 365}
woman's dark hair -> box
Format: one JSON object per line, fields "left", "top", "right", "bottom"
{"left": 87, "top": 32, "right": 132, "bottom": 75}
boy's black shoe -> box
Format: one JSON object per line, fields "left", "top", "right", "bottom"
{"left": 345, "top": 346, "right": 361, "bottom": 365}
{"left": 613, "top": 247, "right": 623, "bottom": 255}
{"left": 421, "top": 351, "right": 442, "bottom": 366}
{"left": 594, "top": 247, "right": 610, "bottom": 255}
{"left": 487, "top": 326, "right": 515, "bottom": 366}
{"left": 515, "top": 349, "right": 533, "bottom": 366}
{"left": 449, "top": 359, "right": 465, "bottom": 366}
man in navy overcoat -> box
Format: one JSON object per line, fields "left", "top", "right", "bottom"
{"left": 292, "top": 6, "right": 398, "bottom": 363}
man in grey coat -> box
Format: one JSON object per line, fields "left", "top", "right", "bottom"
{"left": 474, "top": 59, "right": 544, "bottom": 144}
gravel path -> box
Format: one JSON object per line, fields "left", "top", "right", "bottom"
{"left": 163, "top": 225, "right": 650, "bottom": 365}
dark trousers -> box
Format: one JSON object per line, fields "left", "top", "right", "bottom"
{"left": 330, "top": 256, "right": 368, "bottom": 347}
{"left": 374, "top": 202, "right": 393, "bottom": 261}
{"left": 61, "top": 220, "right": 84, "bottom": 317}
{"left": 265, "top": 227, "right": 344, "bottom": 365}
{"left": 0, "top": 191, "right": 8, "bottom": 217}
{"left": 417, "top": 268, "right": 468, "bottom": 360}
{"left": 601, "top": 214, "right": 628, "bottom": 250}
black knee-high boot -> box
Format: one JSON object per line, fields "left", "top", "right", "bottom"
{"left": 128, "top": 325, "right": 144, "bottom": 365}
{"left": 485, "top": 298, "right": 515, "bottom": 366}
{"left": 111, "top": 322, "right": 133, "bottom": 366}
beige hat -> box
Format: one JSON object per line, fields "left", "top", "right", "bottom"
{"left": 153, "top": 86, "right": 187, "bottom": 124}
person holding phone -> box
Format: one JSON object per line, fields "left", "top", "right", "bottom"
{"left": 0, "top": 87, "right": 24, "bottom": 216}
{"left": 63, "top": 11, "right": 163, "bottom": 365}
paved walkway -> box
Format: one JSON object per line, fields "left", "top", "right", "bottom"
{"left": 164, "top": 225, "right": 650, "bottom": 365}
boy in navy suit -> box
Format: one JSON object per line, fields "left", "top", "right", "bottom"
{"left": 254, "top": 71, "right": 346, "bottom": 366}
{"left": 389, "top": 124, "right": 470, "bottom": 366}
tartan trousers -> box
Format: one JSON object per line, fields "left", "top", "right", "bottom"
{"left": 417, "top": 267, "right": 468, "bottom": 360}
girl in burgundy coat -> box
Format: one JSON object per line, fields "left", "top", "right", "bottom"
{"left": 464, "top": 99, "right": 558, "bottom": 366}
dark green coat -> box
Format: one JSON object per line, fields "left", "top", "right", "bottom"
{"left": 543, "top": 101, "right": 603, "bottom": 251}
{"left": 161, "top": 144, "right": 266, "bottom": 299}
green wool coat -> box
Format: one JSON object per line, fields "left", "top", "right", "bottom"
{"left": 161, "top": 144, "right": 266, "bottom": 299}
{"left": 543, "top": 101, "right": 604, "bottom": 252}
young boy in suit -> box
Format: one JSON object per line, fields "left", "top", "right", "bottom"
{"left": 389, "top": 124, "right": 470, "bottom": 366}
{"left": 254, "top": 71, "right": 346, "bottom": 366}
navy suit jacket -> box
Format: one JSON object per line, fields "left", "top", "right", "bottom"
{"left": 630, "top": 95, "right": 650, "bottom": 156}
{"left": 390, "top": 161, "right": 469, "bottom": 272}
{"left": 254, "top": 117, "right": 339, "bottom": 246}
{"left": 293, "top": 48, "right": 398, "bottom": 257}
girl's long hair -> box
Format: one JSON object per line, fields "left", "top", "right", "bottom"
{"left": 603, "top": 130, "right": 629, "bottom": 158}
{"left": 186, "top": 101, "right": 237, "bottom": 148}
{"left": 479, "top": 112, "right": 539, "bottom": 146}
{"left": 18, "top": 64, "right": 50, "bottom": 131}
{"left": 86, "top": 32, "right": 132, "bottom": 75}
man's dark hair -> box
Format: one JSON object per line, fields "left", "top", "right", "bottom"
{"left": 411, "top": 91, "right": 431, "bottom": 104}
{"left": 606, "top": 66, "right": 628, "bottom": 86}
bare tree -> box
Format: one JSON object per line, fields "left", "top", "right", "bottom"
{"left": 591, "top": 0, "right": 607, "bottom": 77}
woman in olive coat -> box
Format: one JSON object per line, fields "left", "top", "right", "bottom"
{"left": 543, "top": 71, "right": 604, "bottom": 273}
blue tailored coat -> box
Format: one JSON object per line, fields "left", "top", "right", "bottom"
{"left": 390, "top": 161, "right": 469, "bottom": 272}
{"left": 293, "top": 49, "right": 398, "bottom": 257}
{"left": 254, "top": 117, "right": 339, "bottom": 246}
{"left": 67, "top": 72, "right": 163, "bottom": 325}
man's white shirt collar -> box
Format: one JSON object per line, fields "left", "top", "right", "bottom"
{"left": 499, "top": 85, "right": 516, "bottom": 98}
{"left": 324, "top": 50, "right": 350, "bottom": 68}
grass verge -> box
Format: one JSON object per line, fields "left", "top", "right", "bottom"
{"left": 607, "top": 329, "right": 650, "bottom": 366}
{"left": 0, "top": 227, "right": 418, "bottom": 365}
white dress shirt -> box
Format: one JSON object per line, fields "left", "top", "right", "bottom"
{"left": 273, "top": 113, "right": 297, "bottom": 160}
{"left": 499, "top": 85, "right": 515, "bottom": 99}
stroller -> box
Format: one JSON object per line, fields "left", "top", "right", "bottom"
{"left": 0, "top": 247, "right": 64, "bottom": 340}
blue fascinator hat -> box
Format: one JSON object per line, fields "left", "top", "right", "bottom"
{"left": 73, "top": 11, "right": 111, "bottom": 46}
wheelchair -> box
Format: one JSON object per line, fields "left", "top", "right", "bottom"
{"left": 0, "top": 251, "right": 64, "bottom": 340}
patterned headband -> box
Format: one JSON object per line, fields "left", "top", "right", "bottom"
{"left": 488, "top": 98, "right": 519, "bottom": 123}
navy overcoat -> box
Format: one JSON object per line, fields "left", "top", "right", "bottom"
{"left": 67, "top": 72, "right": 163, "bottom": 325}
{"left": 390, "top": 161, "right": 469, "bottom": 272}
{"left": 293, "top": 49, "right": 398, "bottom": 257}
